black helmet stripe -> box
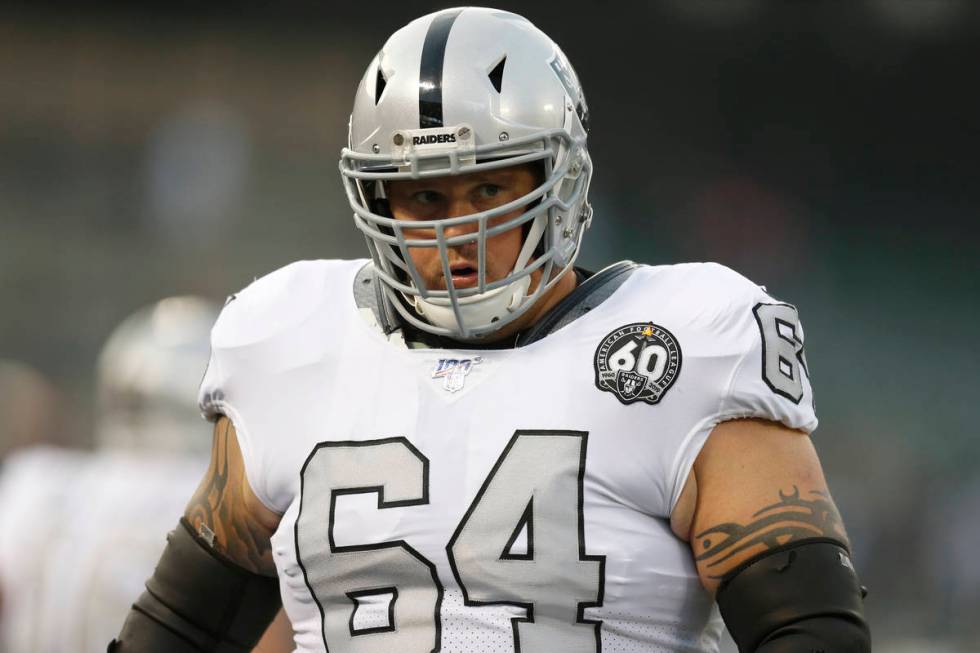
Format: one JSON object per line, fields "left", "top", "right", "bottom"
{"left": 418, "top": 8, "right": 464, "bottom": 129}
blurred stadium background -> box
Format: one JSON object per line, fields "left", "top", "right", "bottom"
{"left": 1, "top": 1, "right": 977, "bottom": 650}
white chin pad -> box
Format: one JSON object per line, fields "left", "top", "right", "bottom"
{"left": 413, "top": 275, "right": 532, "bottom": 335}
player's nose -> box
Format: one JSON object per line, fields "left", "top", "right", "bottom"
{"left": 442, "top": 199, "right": 481, "bottom": 236}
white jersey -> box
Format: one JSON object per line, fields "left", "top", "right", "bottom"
{"left": 199, "top": 259, "right": 817, "bottom": 653}
{"left": 0, "top": 447, "right": 207, "bottom": 653}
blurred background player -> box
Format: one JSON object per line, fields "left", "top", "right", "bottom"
{"left": 0, "top": 360, "right": 65, "bottom": 457}
{"left": 0, "top": 296, "right": 293, "bottom": 652}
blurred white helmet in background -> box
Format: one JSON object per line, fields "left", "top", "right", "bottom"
{"left": 341, "top": 7, "right": 593, "bottom": 339}
{"left": 95, "top": 296, "right": 218, "bottom": 456}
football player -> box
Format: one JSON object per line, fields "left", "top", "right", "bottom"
{"left": 0, "top": 298, "right": 292, "bottom": 653}
{"left": 113, "top": 8, "right": 869, "bottom": 652}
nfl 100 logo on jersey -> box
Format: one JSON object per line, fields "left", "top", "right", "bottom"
{"left": 594, "top": 323, "right": 682, "bottom": 405}
{"left": 431, "top": 356, "right": 482, "bottom": 392}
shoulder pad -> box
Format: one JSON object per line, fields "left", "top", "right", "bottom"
{"left": 212, "top": 259, "right": 364, "bottom": 350}
{"left": 629, "top": 262, "right": 818, "bottom": 431}
{"left": 628, "top": 262, "right": 771, "bottom": 337}
{"left": 648, "top": 261, "right": 766, "bottom": 303}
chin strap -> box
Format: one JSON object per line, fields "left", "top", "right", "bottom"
{"left": 410, "top": 210, "right": 549, "bottom": 337}
{"left": 412, "top": 274, "right": 532, "bottom": 335}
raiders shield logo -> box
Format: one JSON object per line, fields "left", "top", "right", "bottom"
{"left": 594, "top": 323, "right": 682, "bottom": 405}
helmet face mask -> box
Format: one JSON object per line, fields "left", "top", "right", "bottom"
{"left": 340, "top": 7, "right": 593, "bottom": 340}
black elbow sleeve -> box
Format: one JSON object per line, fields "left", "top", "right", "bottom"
{"left": 716, "top": 539, "right": 870, "bottom": 653}
{"left": 109, "top": 518, "right": 282, "bottom": 652}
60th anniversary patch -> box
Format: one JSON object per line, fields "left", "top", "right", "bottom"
{"left": 594, "top": 323, "right": 682, "bottom": 405}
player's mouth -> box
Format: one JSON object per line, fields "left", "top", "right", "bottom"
{"left": 448, "top": 263, "right": 480, "bottom": 289}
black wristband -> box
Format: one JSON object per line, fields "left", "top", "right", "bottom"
{"left": 717, "top": 539, "right": 870, "bottom": 653}
{"left": 110, "top": 518, "right": 281, "bottom": 652}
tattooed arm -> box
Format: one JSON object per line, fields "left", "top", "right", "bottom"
{"left": 670, "top": 418, "right": 849, "bottom": 596}
{"left": 112, "top": 417, "right": 290, "bottom": 651}
{"left": 188, "top": 416, "right": 293, "bottom": 651}
{"left": 185, "top": 416, "right": 283, "bottom": 576}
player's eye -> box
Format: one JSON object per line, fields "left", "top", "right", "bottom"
{"left": 477, "top": 184, "right": 501, "bottom": 199}
{"left": 411, "top": 190, "right": 443, "bottom": 205}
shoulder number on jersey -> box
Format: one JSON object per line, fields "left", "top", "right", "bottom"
{"left": 753, "top": 302, "right": 810, "bottom": 404}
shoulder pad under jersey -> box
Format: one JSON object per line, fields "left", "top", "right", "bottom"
{"left": 199, "top": 259, "right": 368, "bottom": 421}
{"left": 630, "top": 262, "right": 818, "bottom": 433}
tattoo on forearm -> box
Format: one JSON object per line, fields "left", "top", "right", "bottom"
{"left": 185, "top": 419, "right": 275, "bottom": 575}
{"left": 695, "top": 486, "right": 847, "bottom": 578}
{"left": 185, "top": 420, "right": 229, "bottom": 538}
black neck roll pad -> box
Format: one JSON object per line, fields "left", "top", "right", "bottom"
{"left": 109, "top": 518, "right": 282, "bottom": 652}
{"left": 716, "top": 538, "right": 870, "bottom": 653}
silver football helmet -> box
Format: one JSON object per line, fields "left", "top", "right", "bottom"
{"left": 95, "top": 296, "right": 219, "bottom": 456}
{"left": 340, "top": 7, "right": 593, "bottom": 340}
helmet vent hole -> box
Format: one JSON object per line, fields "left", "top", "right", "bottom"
{"left": 375, "top": 67, "right": 388, "bottom": 105}
{"left": 488, "top": 56, "right": 506, "bottom": 93}
{"left": 576, "top": 102, "right": 590, "bottom": 133}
